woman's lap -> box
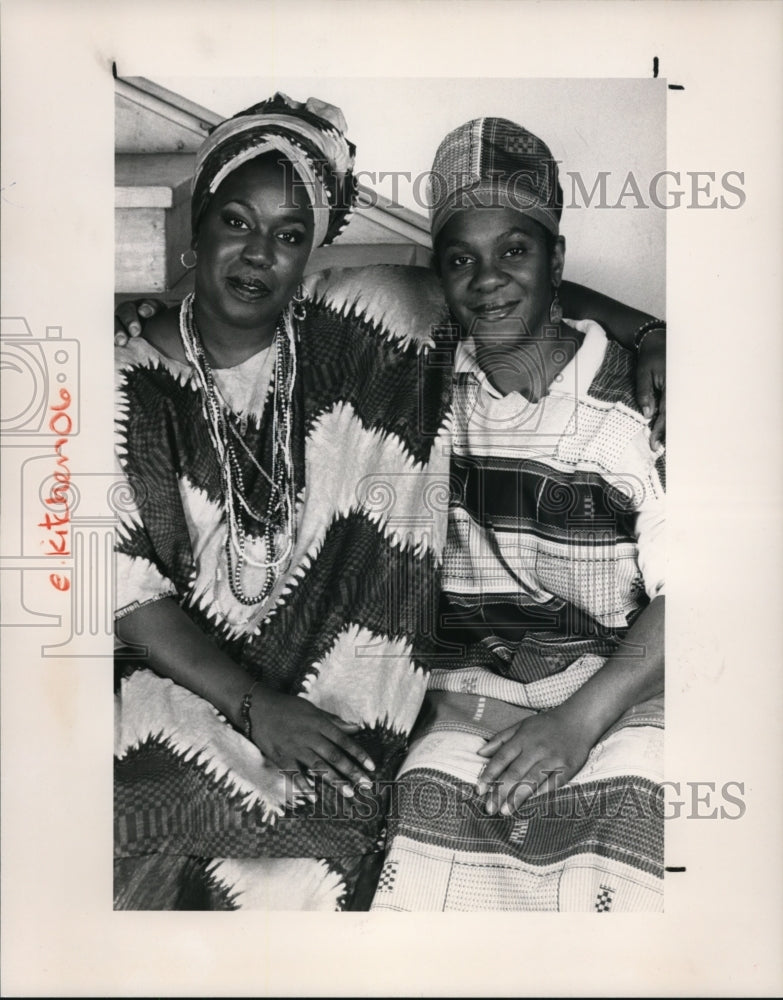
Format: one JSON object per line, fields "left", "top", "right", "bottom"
{"left": 370, "top": 692, "right": 664, "bottom": 912}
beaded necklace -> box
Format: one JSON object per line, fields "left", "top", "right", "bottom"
{"left": 179, "top": 292, "right": 298, "bottom": 606}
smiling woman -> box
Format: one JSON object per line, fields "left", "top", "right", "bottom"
{"left": 192, "top": 155, "right": 315, "bottom": 353}
{"left": 114, "top": 92, "right": 668, "bottom": 913}
{"left": 113, "top": 94, "right": 455, "bottom": 911}
{"left": 436, "top": 209, "right": 568, "bottom": 400}
{"left": 142, "top": 154, "right": 316, "bottom": 366}
{"left": 371, "top": 117, "right": 666, "bottom": 913}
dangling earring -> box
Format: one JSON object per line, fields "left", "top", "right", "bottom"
{"left": 180, "top": 248, "right": 197, "bottom": 270}
{"left": 291, "top": 284, "right": 307, "bottom": 321}
{"left": 549, "top": 284, "right": 563, "bottom": 324}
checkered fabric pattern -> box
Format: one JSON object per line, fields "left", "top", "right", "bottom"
{"left": 376, "top": 861, "right": 399, "bottom": 894}
{"left": 595, "top": 885, "right": 615, "bottom": 912}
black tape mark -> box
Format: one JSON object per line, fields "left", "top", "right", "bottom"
{"left": 112, "top": 61, "right": 118, "bottom": 79}
{"left": 665, "top": 866, "right": 686, "bottom": 873}
{"left": 653, "top": 56, "right": 685, "bottom": 90}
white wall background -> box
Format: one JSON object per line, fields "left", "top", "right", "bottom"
{"left": 157, "top": 76, "right": 666, "bottom": 317}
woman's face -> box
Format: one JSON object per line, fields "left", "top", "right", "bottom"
{"left": 435, "top": 207, "right": 564, "bottom": 345}
{"left": 194, "top": 155, "right": 315, "bottom": 336}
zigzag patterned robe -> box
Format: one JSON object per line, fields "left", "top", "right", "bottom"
{"left": 114, "top": 265, "right": 455, "bottom": 878}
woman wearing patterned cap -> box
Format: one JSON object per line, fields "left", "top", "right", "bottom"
{"left": 371, "top": 118, "right": 665, "bottom": 912}
{"left": 113, "top": 93, "right": 456, "bottom": 910}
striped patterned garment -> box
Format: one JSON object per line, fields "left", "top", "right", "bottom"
{"left": 113, "top": 265, "right": 455, "bottom": 910}
{"left": 372, "top": 318, "right": 667, "bottom": 912}
{"left": 434, "top": 318, "right": 665, "bottom": 699}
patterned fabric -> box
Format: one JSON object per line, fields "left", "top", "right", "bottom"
{"left": 429, "top": 117, "right": 563, "bottom": 243}
{"left": 430, "top": 319, "right": 665, "bottom": 704}
{"left": 192, "top": 93, "right": 356, "bottom": 247}
{"left": 114, "top": 265, "right": 454, "bottom": 878}
{"left": 371, "top": 319, "right": 665, "bottom": 911}
{"left": 114, "top": 852, "right": 385, "bottom": 911}
{"left": 370, "top": 692, "right": 664, "bottom": 913}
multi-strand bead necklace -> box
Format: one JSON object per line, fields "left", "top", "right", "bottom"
{"left": 179, "top": 292, "right": 297, "bottom": 607}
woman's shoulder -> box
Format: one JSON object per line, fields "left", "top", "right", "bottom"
{"left": 141, "top": 307, "right": 187, "bottom": 363}
{"left": 303, "top": 264, "right": 449, "bottom": 349}
{"left": 116, "top": 307, "right": 188, "bottom": 373}
{"left": 115, "top": 310, "right": 194, "bottom": 420}
{"left": 567, "top": 319, "right": 638, "bottom": 412}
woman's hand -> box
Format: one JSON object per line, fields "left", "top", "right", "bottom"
{"left": 250, "top": 687, "right": 375, "bottom": 798}
{"left": 476, "top": 597, "right": 665, "bottom": 816}
{"left": 636, "top": 327, "right": 666, "bottom": 449}
{"left": 475, "top": 706, "right": 595, "bottom": 815}
{"left": 558, "top": 282, "right": 666, "bottom": 449}
{"left": 117, "top": 599, "right": 375, "bottom": 801}
{"left": 114, "top": 298, "right": 165, "bottom": 346}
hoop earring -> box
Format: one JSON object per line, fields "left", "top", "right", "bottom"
{"left": 291, "top": 285, "right": 307, "bottom": 321}
{"left": 180, "top": 249, "right": 197, "bottom": 270}
{"left": 549, "top": 284, "right": 563, "bottom": 325}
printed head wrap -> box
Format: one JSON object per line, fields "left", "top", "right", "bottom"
{"left": 192, "top": 93, "right": 357, "bottom": 247}
{"left": 429, "top": 117, "right": 563, "bottom": 244}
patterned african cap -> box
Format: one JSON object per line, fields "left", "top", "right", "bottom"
{"left": 429, "top": 117, "right": 563, "bottom": 243}
{"left": 192, "top": 93, "right": 357, "bottom": 247}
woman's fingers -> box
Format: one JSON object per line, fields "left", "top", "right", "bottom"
{"left": 291, "top": 773, "right": 318, "bottom": 804}
{"left": 327, "top": 715, "right": 364, "bottom": 735}
{"left": 306, "top": 762, "right": 371, "bottom": 798}
{"left": 322, "top": 718, "right": 375, "bottom": 774}
{"left": 649, "top": 387, "right": 666, "bottom": 449}
{"left": 307, "top": 736, "right": 374, "bottom": 795}
{"left": 330, "top": 717, "right": 361, "bottom": 730}
{"left": 481, "top": 757, "right": 564, "bottom": 815}
{"left": 481, "top": 755, "right": 540, "bottom": 814}
{"left": 635, "top": 327, "right": 666, "bottom": 424}
{"left": 477, "top": 723, "right": 520, "bottom": 758}
{"left": 115, "top": 300, "right": 143, "bottom": 339}
{"left": 261, "top": 699, "right": 375, "bottom": 796}
{"left": 498, "top": 761, "right": 565, "bottom": 814}
{"left": 273, "top": 756, "right": 318, "bottom": 805}
{"left": 137, "top": 299, "right": 159, "bottom": 319}
{"left": 476, "top": 732, "right": 526, "bottom": 794}
{"left": 636, "top": 366, "right": 657, "bottom": 422}
{"left": 476, "top": 725, "right": 523, "bottom": 796}
{"left": 114, "top": 297, "right": 164, "bottom": 342}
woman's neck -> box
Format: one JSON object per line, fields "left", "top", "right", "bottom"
{"left": 193, "top": 300, "right": 278, "bottom": 369}
{"left": 473, "top": 321, "right": 585, "bottom": 400}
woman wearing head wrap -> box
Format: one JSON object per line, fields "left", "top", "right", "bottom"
{"left": 114, "top": 94, "right": 455, "bottom": 910}
{"left": 370, "top": 118, "right": 665, "bottom": 912}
